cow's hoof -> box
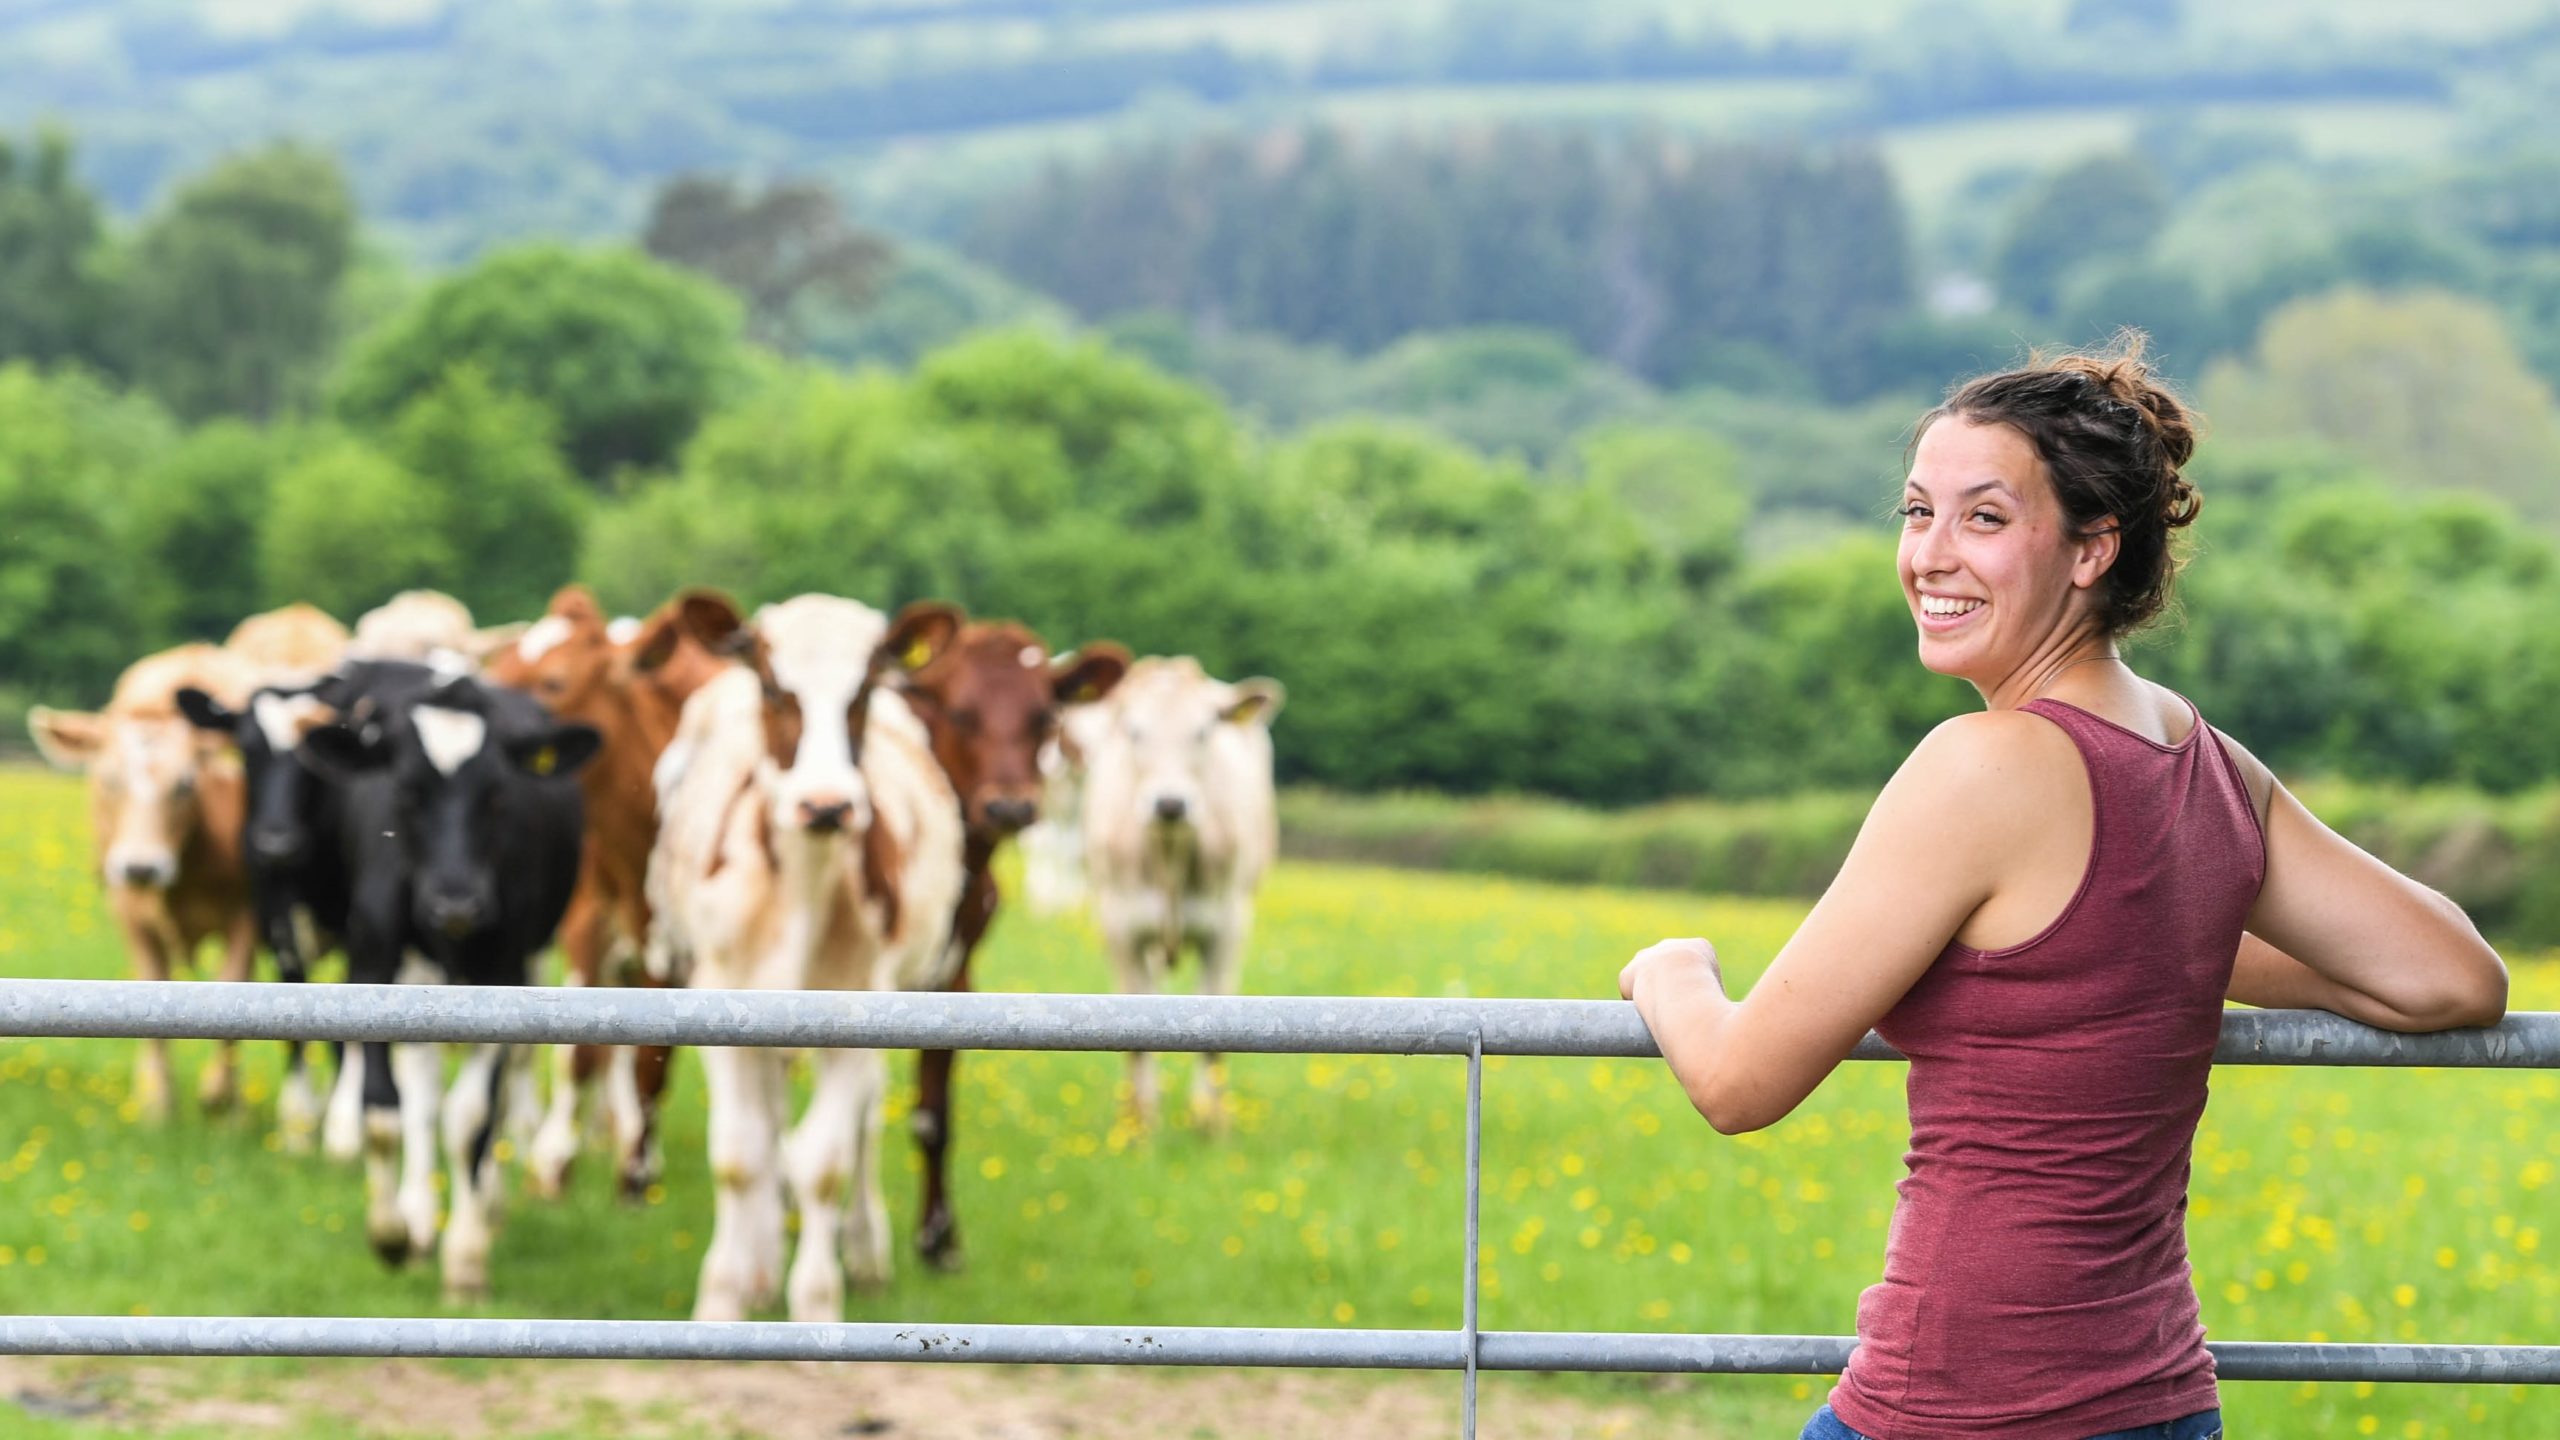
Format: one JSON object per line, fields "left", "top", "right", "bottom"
{"left": 369, "top": 1229, "right": 413, "bottom": 1268}
{"left": 915, "top": 1215, "right": 965, "bottom": 1273}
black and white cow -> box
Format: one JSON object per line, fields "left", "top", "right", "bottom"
{"left": 299, "top": 672, "right": 597, "bottom": 1301}
{"left": 176, "top": 661, "right": 442, "bottom": 1152}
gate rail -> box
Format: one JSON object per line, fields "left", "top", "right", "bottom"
{"left": 6, "top": 980, "right": 2558, "bottom": 1436}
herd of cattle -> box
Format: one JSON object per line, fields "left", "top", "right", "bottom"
{"left": 24, "top": 588, "right": 1283, "bottom": 1318}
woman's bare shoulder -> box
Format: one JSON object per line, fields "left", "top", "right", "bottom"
{"left": 1884, "top": 709, "right": 2088, "bottom": 847}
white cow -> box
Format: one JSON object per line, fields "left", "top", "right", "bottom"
{"left": 643, "top": 593, "right": 968, "bottom": 1322}
{"left": 347, "top": 589, "right": 524, "bottom": 668}
{"left": 1078, "top": 656, "right": 1283, "bottom": 1131}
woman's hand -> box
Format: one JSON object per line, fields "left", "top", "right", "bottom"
{"left": 1619, "top": 937, "right": 1724, "bottom": 1003}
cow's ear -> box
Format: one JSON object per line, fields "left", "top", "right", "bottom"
{"left": 176, "top": 687, "right": 238, "bottom": 734}
{"left": 1223, "top": 677, "right": 1285, "bottom": 726}
{"left": 27, "top": 707, "right": 107, "bottom": 769}
{"left": 1051, "top": 643, "right": 1131, "bottom": 707}
{"left": 672, "top": 589, "right": 752, "bottom": 659}
{"left": 505, "top": 723, "right": 601, "bottom": 779}
{"left": 877, "top": 601, "right": 964, "bottom": 677}
{"left": 300, "top": 722, "right": 391, "bottom": 781}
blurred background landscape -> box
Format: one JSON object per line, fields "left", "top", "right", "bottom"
{"left": 7, "top": 7, "right": 2560, "bottom": 1437}
{"left": 4, "top": 0, "right": 2560, "bottom": 927}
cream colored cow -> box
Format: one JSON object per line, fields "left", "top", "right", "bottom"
{"left": 1076, "top": 657, "right": 1283, "bottom": 1131}
{"left": 225, "top": 603, "right": 348, "bottom": 686}
{"left": 27, "top": 644, "right": 262, "bottom": 1119}
{"left": 643, "top": 593, "right": 968, "bottom": 1322}
{"left": 347, "top": 590, "right": 523, "bottom": 667}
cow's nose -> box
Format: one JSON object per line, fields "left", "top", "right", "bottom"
{"left": 118, "top": 859, "right": 173, "bottom": 889}
{"left": 800, "top": 799, "right": 854, "bottom": 834}
{"left": 1153, "top": 795, "right": 1188, "bottom": 824}
{"left": 984, "top": 797, "right": 1037, "bottom": 832}
{"left": 250, "top": 824, "right": 304, "bottom": 864}
{"left": 422, "top": 893, "right": 487, "bottom": 938}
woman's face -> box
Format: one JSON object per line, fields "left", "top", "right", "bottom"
{"left": 1898, "top": 416, "right": 2110, "bottom": 688}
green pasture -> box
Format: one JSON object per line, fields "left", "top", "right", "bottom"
{"left": 2, "top": 765, "right": 2556, "bottom": 1437}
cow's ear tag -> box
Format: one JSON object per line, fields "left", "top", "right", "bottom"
{"left": 1072, "top": 682, "right": 1100, "bottom": 704}
{"left": 903, "top": 639, "right": 934, "bottom": 671}
{"left": 530, "top": 745, "right": 558, "bottom": 776}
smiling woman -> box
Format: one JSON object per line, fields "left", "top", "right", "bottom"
{"left": 1616, "top": 333, "right": 2511, "bottom": 1440}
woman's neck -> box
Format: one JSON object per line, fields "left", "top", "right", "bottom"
{"left": 1975, "top": 626, "right": 2122, "bottom": 712}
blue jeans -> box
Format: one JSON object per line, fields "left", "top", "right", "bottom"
{"left": 1800, "top": 1402, "right": 2222, "bottom": 1439}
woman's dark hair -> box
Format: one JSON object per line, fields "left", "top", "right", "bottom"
{"left": 1919, "top": 331, "right": 2203, "bottom": 636}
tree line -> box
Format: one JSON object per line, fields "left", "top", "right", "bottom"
{"left": 6, "top": 131, "right": 2560, "bottom": 803}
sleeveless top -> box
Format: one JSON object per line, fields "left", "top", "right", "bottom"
{"left": 1825, "top": 696, "right": 2264, "bottom": 1440}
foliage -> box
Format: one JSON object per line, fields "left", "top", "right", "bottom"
{"left": 0, "top": 130, "right": 114, "bottom": 374}
{"left": 335, "top": 244, "right": 744, "bottom": 483}
{"left": 2202, "top": 288, "right": 2560, "bottom": 528}
{"left": 1991, "top": 151, "right": 2172, "bottom": 317}
{"left": 0, "top": 366, "right": 175, "bottom": 699}
{"left": 115, "top": 143, "right": 357, "bottom": 422}
{"left": 124, "top": 420, "right": 291, "bottom": 645}
{"left": 258, "top": 436, "right": 453, "bottom": 622}
{"left": 373, "top": 366, "right": 586, "bottom": 624}
{"left": 642, "top": 173, "right": 895, "bottom": 351}
{"left": 960, "top": 127, "right": 1912, "bottom": 396}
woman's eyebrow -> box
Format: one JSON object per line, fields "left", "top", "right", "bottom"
{"left": 1904, "top": 479, "right": 2017, "bottom": 500}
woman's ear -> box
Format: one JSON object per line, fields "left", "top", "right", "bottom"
{"left": 2072, "top": 520, "right": 2122, "bottom": 591}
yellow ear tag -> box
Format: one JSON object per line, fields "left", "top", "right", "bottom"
{"left": 1073, "top": 683, "right": 1099, "bottom": 704}
{"left": 903, "top": 640, "right": 933, "bottom": 670}
{"left": 531, "top": 745, "right": 557, "bottom": 776}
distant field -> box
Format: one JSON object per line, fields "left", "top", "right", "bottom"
{"left": 1871, "top": 97, "right": 2462, "bottom": 215}
{"left": 3, "top": 765, "right": 2557, "bottom": 1436}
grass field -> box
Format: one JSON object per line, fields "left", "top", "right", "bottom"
{"left": 3, "top": 765, "right": 2557, "bottom": 1436}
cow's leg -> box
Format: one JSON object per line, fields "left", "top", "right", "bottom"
{"left": 325, "top": 1040, "right": 367, "bottom": 1161}
{"left": 695, "top": 1045, "right": 786, "bottom": 1322}
{"left": 359, "top": 1040, "right": 409, "bottom": 1264}
{"left": 439, "top": 1043, "right": 509, "bottom": 1303}
{"left": 198, "top": 909, "right": 257, "bottom": 1113}
{"left": 1119, "top": 938, "right": 1165, "bottom": 1130}
{"left": 116, "top": 902, "right": 175, "bottom": 1123}
{"left": 1191, "top": 902, "right": 1252, "bottom": 1135}
{"left": 269, "top": 903, "right": 320, "bottom": 1153}
{"left": 914, "top": 959, "right": 974, "bottom": 1271}
{"left": 529, "top": 885, "right": 610, "bottom": 1199}
{"left": 388, "top": 1036, "right": 445, "bottom": 1263}
{"left": 610, "top": 1042, "right": 674, "bottom": 1203}
{"left": 780, "top": 1046, "right": 853, "bottom": 1321}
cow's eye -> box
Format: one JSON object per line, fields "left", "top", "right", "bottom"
{"left": 171, "top": 775, "right": 196, "bottom": 796}
{"left": 951, "top": 708, "right": 981, "bottom": 734}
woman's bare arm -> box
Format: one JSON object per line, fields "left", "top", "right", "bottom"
{"left": 1621, "top": 711, "right": 2068, "bottom": 1134}
{"left": 2227, "top": 783, "right": 2506, "bottom": 1030}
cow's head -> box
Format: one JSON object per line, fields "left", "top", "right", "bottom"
{"left": 30, "top": 705, "right": 231, "bottom": 891}
{"left": 651, "top": 592, "right": 958, "bottom": 843}
{"left": 484, "top": 585, "right": 620, "bottom": 724}
{"left": 900, "top": 622, "right": 1131, "bottom": 837}
{"left": 1091, "top": 658, "right": 1284, "bottom": 846}
{"left": 302, "top": 677, "right": 599, "bottom": 940}
{"left": 176, "top": 682, "right": 339, "bottom": 870}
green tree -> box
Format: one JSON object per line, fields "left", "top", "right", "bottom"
{"left": 1993, "top": 153, "right": 2171, "bottom": 318}
{"left": 0, "top": 130, "right": 114, "bottom": 372}
{"left": 376, "top": 366, "right": 587, "bottom": 622}
{"left": 336, "top": 244, "right": 744, "bottom": 483}
{"left": 0, "top": 366, "right": 174, "bottom": 699}
{"left": 2203, "top": 289, "right": 2560, "bottom": 528}
{"left": 117, "top": 144, "right": 357, "bottom": 421}
{"left": 260, "top": 439, "right": 452, "bottom": 621}
{"left": 642, "top": 173, "right": 894, "bottom": 351}
{"left": 126, "top": 420, "right": 289, "bottom": 644}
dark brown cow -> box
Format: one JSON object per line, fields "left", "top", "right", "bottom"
{"left": 895, "top": 620, "right": 1129, "bottom": 1268}
{"left": 483, "top": 585, "right": 727, "bottom": 1200}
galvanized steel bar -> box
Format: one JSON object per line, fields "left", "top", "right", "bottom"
{"left": 3, "top": 981, "right": 2554, "bottom": 1068}
{"left": 1461, "top": 1035, "right": 1482, "bottom": 1440}
{"left": 4, "top": 1318, "right": 2554, "bottom": 1383}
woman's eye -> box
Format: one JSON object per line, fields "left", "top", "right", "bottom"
{"left": 1971, "top": 510, "right": 2006, "bottom": 526}
{"left": 1896, "top": 502, "right": 1929, "bottom": 523}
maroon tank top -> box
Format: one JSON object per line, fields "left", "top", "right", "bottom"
{"left": 1825, "top": 696, "right": 2264, "bottom": 1440}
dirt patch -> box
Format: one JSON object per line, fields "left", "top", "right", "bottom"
{"left": 4, "top": 1356, "right": 1725, "bottom": 1439}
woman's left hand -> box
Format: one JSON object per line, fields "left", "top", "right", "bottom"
{"left": 1619, "top": 936, "right": 1724, "bottom": 1003}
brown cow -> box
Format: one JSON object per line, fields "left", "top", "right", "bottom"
{"left": 27, "top": 644, "right": 262, "bottom": 1120}
{"left": 225, "top": 603, "right": 348, "bottom": 686}
{"left": 896, "top": 621, "right": 1129, "bottom": 1269}
{"left": 483, "top": 585, "right": 727, "bottom": 1201}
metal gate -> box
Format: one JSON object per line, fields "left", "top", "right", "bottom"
{"left": 5, "top": 980, "right": 2557, "bottom": 1436}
